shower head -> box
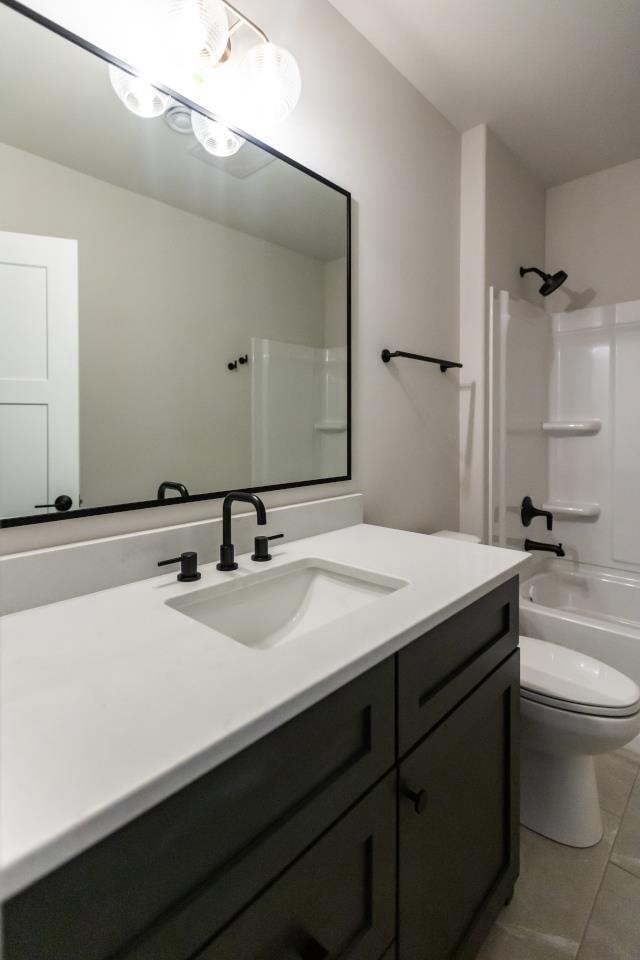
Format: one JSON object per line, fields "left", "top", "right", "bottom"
{"left": 519, "top": 265, "right": 568, "bottom": 297}
{"left": 540, "top": 270, "right": 568, "bottom": 296}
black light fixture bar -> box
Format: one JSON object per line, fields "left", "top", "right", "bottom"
{"left": 381, "top": 348, "right": 463, "bottom": 374}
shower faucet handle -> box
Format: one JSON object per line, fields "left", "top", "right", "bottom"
{"left": 521, "top": 496, "right": 553, "bottom": 531}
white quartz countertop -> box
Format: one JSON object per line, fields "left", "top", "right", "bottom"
{"left": 0, "top": 523, "right": 526, "bottom": 900}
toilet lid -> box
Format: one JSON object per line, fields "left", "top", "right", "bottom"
{"left": 519, "top": 636, "right": 640, "bottom": 715}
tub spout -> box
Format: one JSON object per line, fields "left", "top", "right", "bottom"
{"left": 524, "top": 539, "right": 565, "bottom": 557}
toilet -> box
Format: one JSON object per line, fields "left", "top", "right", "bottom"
{"left": 431, "top": 530, "right": 640, "bottom": 847}
{"left": 431, "top": 530, "right": 483, "bottom": 543}
{"left": 519, "top": 636, "right": 640, "bottom": 846}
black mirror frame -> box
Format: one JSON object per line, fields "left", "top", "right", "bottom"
{"left": 0, "top": 0, "right": 351, "bottom": 528}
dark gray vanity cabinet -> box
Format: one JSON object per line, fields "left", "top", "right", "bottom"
{"left": 2, "top": 577, "right": 519, "bottom": 960}
{"left": 195, "top": 773, "right": 396, "bottom": 960}
{"left": 398, "top": 653, "right": 520, "bottom": 960}
{"left": 3, "top": 660, "right": 396, "bottom": 960}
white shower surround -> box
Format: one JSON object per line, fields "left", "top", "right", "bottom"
{"left": 491, "top": 293, "right": 640, "bottom": 566}
{"left": 250, "top": 337, "right": 347, "bottom": 486}
{"left": 492, "top": 292, "right": 640, "bottom": 752}
{"left": 548, "top": 299, "right": 640, "bottom": 573}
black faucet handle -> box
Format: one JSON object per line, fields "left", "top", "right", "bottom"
{"left": 521, "top": 495, "right": 554, "bottom": 531}
{"left": 252, "top": 533, "right": 284, "bottom": 563}
{"left": 158, "top": 551, "right": 201, "bottom": 582}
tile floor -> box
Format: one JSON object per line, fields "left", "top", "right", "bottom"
{"left": 478, "top": 749, "right": 640, "bottom": 960}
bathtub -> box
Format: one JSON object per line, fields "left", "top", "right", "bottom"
{"left": 520, "top": 559, "right": 640, "bottom": 753}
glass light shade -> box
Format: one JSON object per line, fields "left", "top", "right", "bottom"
{"left": 191, "top": 111, "right": 245, "bottom": 157}
{"left": 109, "top": 65, "right": 170, "bottom": 118}
{"left": 242, "top": 42, "right": 302, "bottom": 126}
{"left": 199, "top": 57, "right": 243, "bottom": 126}
{"left": 166, "top": 0, "right": 230, "bottom": 67}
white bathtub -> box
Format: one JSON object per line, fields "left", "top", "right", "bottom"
{"left": 520, "top": 559, "right": 640, "bottom": 754}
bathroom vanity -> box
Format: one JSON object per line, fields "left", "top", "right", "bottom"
{"left": 1, "top": 525, "right": 525, "bottom": 960}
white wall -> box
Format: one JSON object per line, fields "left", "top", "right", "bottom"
{"left": 2, "top": 0, "right": 462, "bottom": 553}
{"left": 459, "top": 124, "right": 546, "bottom": 541}
{"left": 546, "top": 157, "right": 640, "bottom": 312}
{"left": 0, "top": 140, "right": 326, "bottom": 507}
{"left": 485, "top": 130, "right": 546, "bottom": 303}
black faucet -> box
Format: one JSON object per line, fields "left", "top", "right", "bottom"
{"left": 157, "top": 481, "right": 190, "bottom": 501}
{"left": 521, "top": 496, "right": 553, "bottom": 531}
{"left": 524, "top": 539, "right": 565, "bottom": 557}
{"left": 217, "top": 491, "right": 267, "bottom": 571}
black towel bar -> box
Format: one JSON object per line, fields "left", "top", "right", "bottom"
{"left": 381, "top": 348, "right": 462, "bottom": 373}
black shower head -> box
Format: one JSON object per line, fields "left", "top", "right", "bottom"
{"left": 519, "top": 265, "right": 568, "bottom": 297}
{"left": 540, "top": 270, "right": 568, "bottom": 296}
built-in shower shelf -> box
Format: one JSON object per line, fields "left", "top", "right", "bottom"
{"left": 542, "top": 420, "right": 601, "bottom": 436}
{"left": 543, "top": 501, "right": 601, "bottom": 520}
{"left": 314, "top": 420, "right": 347, "bottom": 433}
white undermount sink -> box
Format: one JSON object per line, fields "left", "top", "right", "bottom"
{"left": 166, "top": 558, "right": 408, "bottom": 650}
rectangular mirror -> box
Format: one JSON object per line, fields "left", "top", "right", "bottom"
{"left": 0, "top": 1, "right": 350, "bottom": 527}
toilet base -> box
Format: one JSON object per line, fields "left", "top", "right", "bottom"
{"left": 521, "top": 745, "right": 603, "bottom": 847}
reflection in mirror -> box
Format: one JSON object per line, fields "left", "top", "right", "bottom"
{"left": 0, "top": 3, "right": 349, "bottom": 525}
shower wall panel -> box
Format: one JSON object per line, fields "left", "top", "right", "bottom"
{"left": 547, "top": 300, "right": 640, "bottom": 572}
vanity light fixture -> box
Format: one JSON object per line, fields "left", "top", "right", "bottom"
{"left": 164, "top": 103, "right": 195, "bottom": 134}
{"left": 242, "top": 42, "right": 302, "bottom": 126}
{"left": 191, "top": 111, "right": 245, "bottom": 157}
{"left": 108, "top": 0, "right": 302, "bottom": 154}
{"left": 108, "top": 64, "right": 170, "bottom": 119}
{"left": 166, "top": 0, "right": 230, "bottom": 71}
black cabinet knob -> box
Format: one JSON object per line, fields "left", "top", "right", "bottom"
{"left": 34, "top": 494, "right": 72, "bottom": 512}
{"left": 405, "top": 786, "right": 428, "bottom": 815}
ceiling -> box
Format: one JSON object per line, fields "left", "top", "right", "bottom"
{"left": 328, "top": 0, "right": 640, "bottom": 187}
{"left": 0, "top": 3, "right": 347, "bottom": 262}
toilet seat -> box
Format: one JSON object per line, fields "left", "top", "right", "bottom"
{"left": 520, "top": 686, "right": 640, "bottom": 718}
{"left": 519, "top": 635, "right": 640, "bottom": 719}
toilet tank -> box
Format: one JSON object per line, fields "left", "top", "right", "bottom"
{"left": 432, "top": 530, "right": 482, "bottom": 544}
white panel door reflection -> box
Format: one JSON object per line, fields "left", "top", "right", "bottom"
{"left": 0, "top": 231, "right": 79, "bottom": 519}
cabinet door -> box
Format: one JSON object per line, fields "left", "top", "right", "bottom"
{"left": 5, "top": 660, "right": 394, "bottom": 960}
{"left": 398, "top": 653, "right": 519, "bottom": 960}
{"left": 196, "top": 773, "right": 396, "bottom": 960}
{"left": 398, "top": 578, "right": 518, "bottom": 755}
